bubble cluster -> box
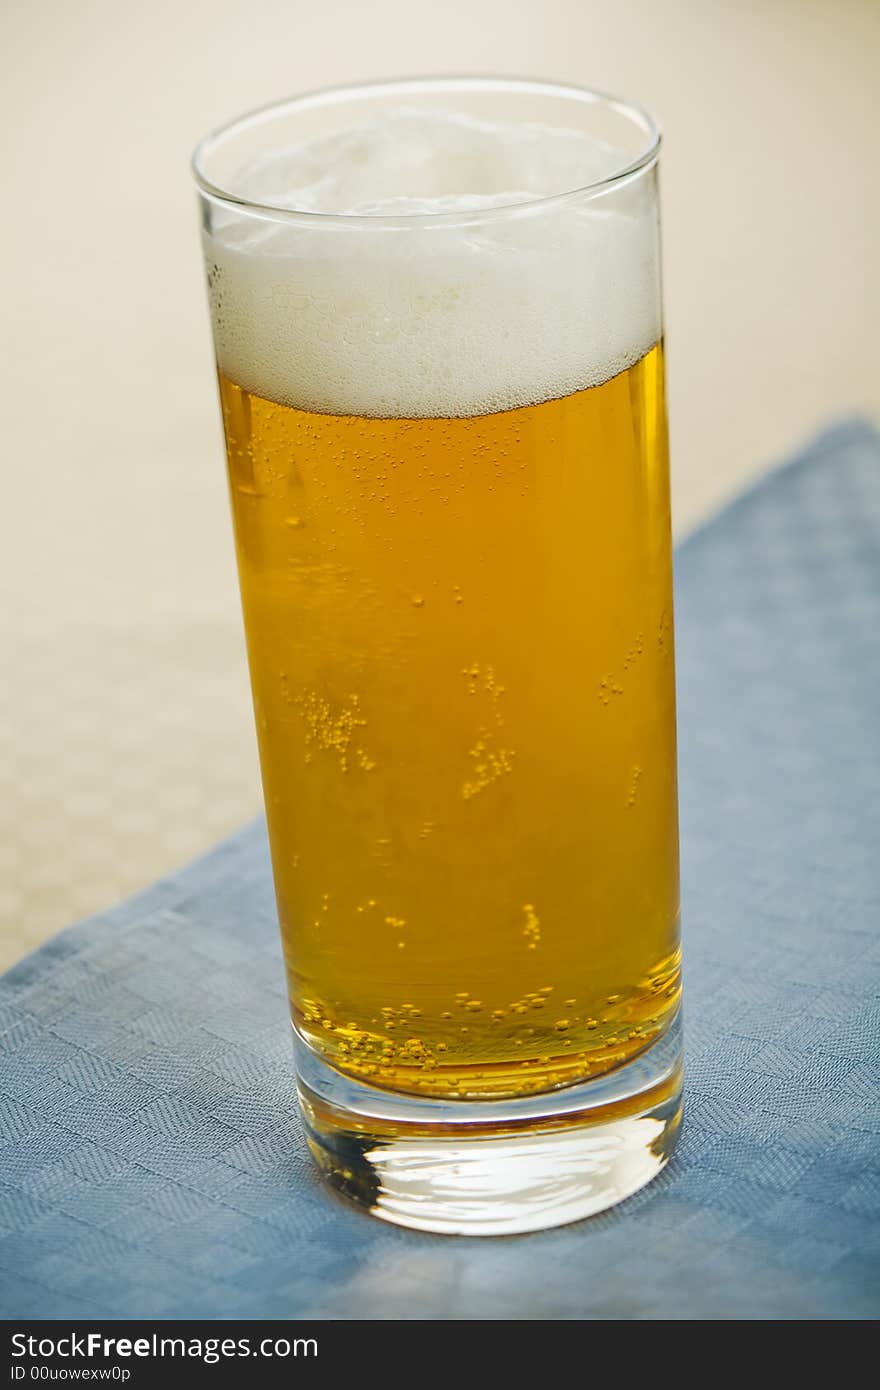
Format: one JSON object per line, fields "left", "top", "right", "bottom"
{"left": 598, "top": 632, "right": 647, "bottom": 707}
{"left": 627, "top": 765, "right": 643, "bottom": 808}
{"left": 293, "top": 688, "right": 376, "bottom": 773}
{"left": 296, "top": 947, "right": 681, "bottom": 1098}
{"left": 461, "top": 663, "right": 514, "bottom": 800}
{"left": 522, "top": 903, "right": 542, "bottom": 949}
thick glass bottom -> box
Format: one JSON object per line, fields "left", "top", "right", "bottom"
{"left": 294, "top": 1011, "right": 682, "bottom": 1235}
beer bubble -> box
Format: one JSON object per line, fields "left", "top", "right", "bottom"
{"left": 522, "top": 903, "right": 541, "bottom": 948}
{"left": 627, "top": 765, "right": 643, "bottom": 807}
{"left": 296, "top": 689, "right": 373, "bottom": 774}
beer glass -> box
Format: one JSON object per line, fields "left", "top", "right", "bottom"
{"left": 193, "top": 77, "right": 682, "bottom": 1234}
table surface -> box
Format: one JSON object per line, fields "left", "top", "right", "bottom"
{"left": 2, "top": 0, "right": 879, "bottom": 968}
{"left": 2, "top": 421, "right": 877, "bottom": 1320}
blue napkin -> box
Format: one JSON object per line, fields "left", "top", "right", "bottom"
{"left": 2, "top": 421, "right": 878, "bottom": 1320}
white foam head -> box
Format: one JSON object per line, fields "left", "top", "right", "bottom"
{"left": 204, "top": 109, "right": 660, "bottom": 417}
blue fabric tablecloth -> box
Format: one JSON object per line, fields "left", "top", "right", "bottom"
{"left": 2, "top": 422, "right": 878, "bottom": 1320}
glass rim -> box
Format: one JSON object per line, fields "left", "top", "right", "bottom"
{"left": 191, "top": 74, "right": 661, "bottom": 228}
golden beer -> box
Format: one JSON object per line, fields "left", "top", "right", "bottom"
{"left": 220, "top": 345, "right": 679, "bottom": 1100}
{"left": 197, "top": 79, "right": 682, "bottom": 1231}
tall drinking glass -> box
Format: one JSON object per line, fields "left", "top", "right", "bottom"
{"left": 193, "top": 77, "right": 682, "bottom": 1234}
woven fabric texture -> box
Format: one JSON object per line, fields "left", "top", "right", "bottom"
{"left": 1, "top": 421, "right": 878, "bottom": 1320}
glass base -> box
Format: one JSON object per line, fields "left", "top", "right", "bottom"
{"left": 294, "top": 1011, "right": 682, "bottom": 1235}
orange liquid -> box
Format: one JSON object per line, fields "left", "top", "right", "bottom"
{"left": 220, "top": 343, "right": 680, "bottom": 1099}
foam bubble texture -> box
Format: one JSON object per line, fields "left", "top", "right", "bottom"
{"left": 204, "top": 110, "right": 660, "bottom": 418}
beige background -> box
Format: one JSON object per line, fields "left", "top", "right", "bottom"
{"left": 2, "top": 0, "right": 878, "bottom": 969}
